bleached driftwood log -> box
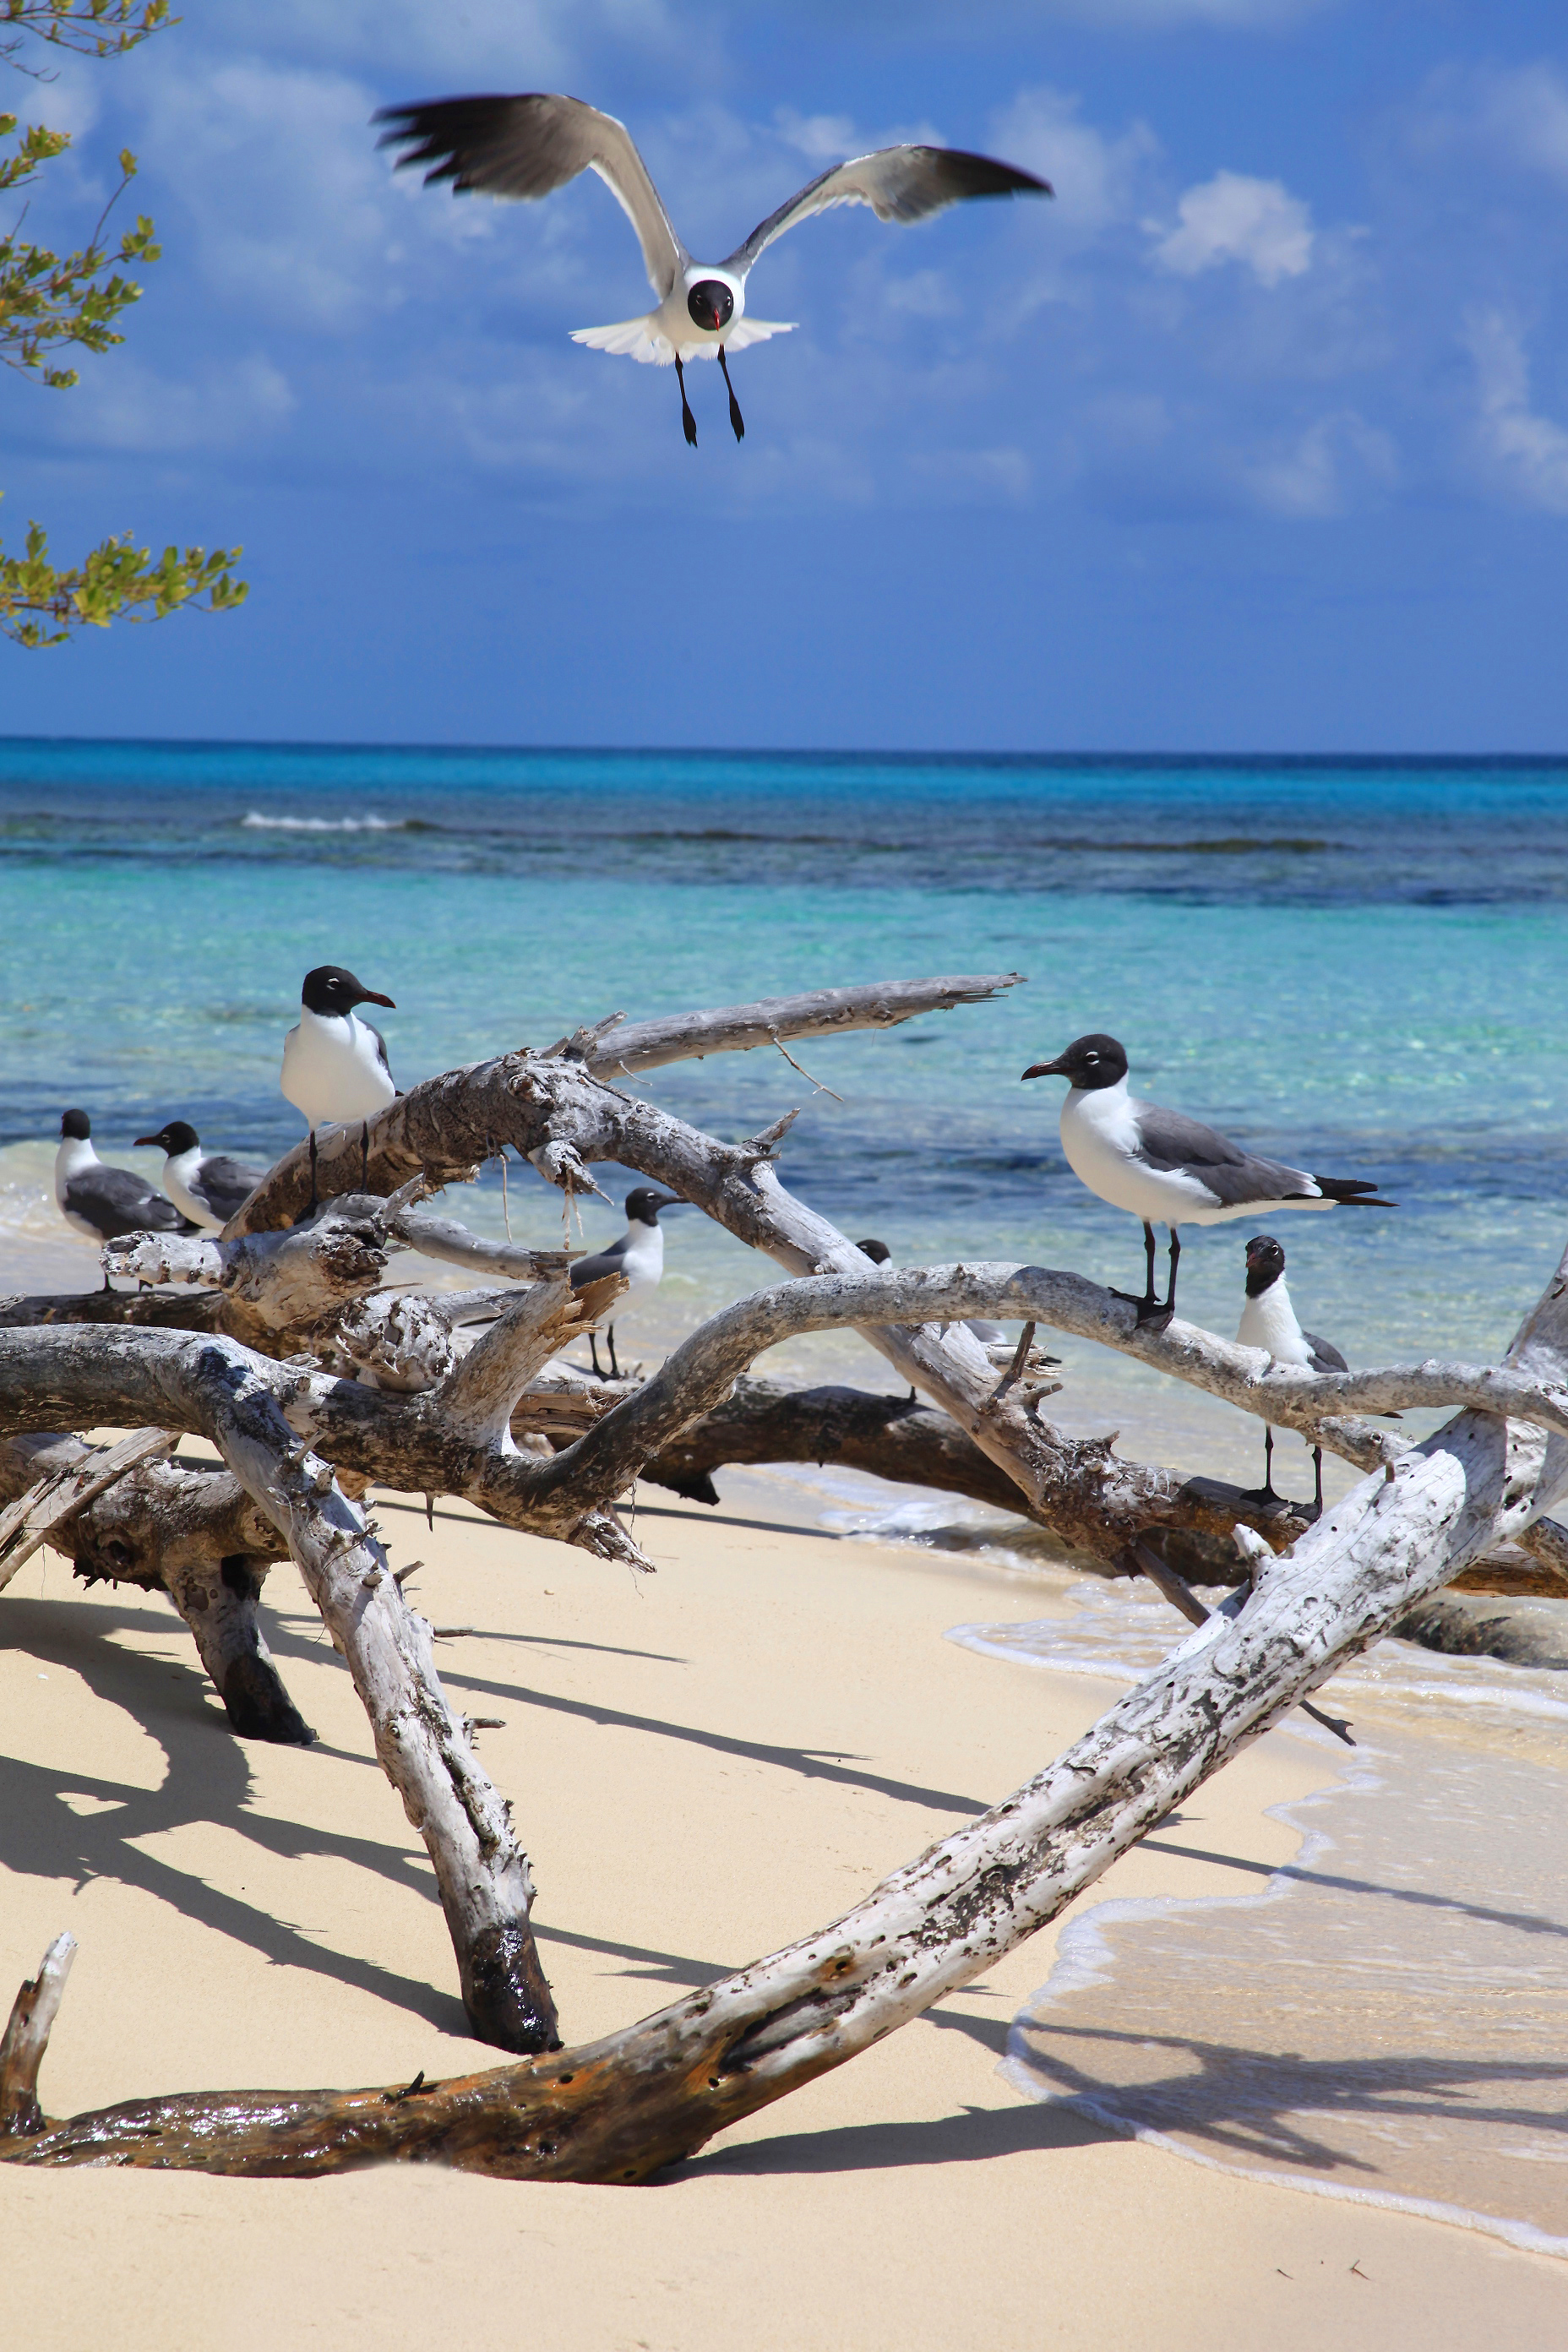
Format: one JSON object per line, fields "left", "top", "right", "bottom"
{"left": 0, "top": 1434, "right": 308, "bottom": 1743}
{"left": 0, "top": 1346, "right": 563, "bottom": 2050}
{"left": 9, "top": 1228, "right": 1568, "bottom": 2179}
{"left": 0, "top": 1934, "right": 75, "bottom": 2143}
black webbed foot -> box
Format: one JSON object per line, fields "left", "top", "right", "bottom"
{"left": 1109, "top": 1287, "right": 1173, "bottom": 1331}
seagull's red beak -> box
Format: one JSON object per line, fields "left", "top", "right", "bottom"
{"left": 360, "top": 992, "right": 396, "bottom": 1009}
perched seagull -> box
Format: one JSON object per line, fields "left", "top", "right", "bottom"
{"left": 571, "top": 1185, "right": 685, "bottom": 1379}
{"left": 280, "top": 965, "right": 398, "bottom": 1213}
{"left": 1021, "top": 1034, "right": 1394, "bottom": 1328}
{"left": 375, "top": 94, "right": 1052, "bottom": 446}
{"left": 54, "top": 1108, "right": 190, "bottom": 1282}
{"left": 1237, "top": 1233, "right": 1350, "bottom": 1519}
{"left": 134, "top": 1120, "right": 270, "bottom": 1235}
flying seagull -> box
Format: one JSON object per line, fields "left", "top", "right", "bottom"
{"left": 375, "top": 94, "right": 1052, "bottom": 445}
{"left": 134, "top": 1120, "right": 270, "bottom": 1235}
{"left": 54, "top": 1108, "right": 190, "bottom": 1282}
{"left": 280, "top": 965, "right": 398, "bottom": 1213}
{"left": 1022, "top": 1033, "right": 1394, "bottom": 1328}
{"left": 571, "top": 1185, "right": 686, "bottom": 1379}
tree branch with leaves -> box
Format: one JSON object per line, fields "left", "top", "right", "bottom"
{"left": 1, "top": 1, "right": 248, "bottom": 645}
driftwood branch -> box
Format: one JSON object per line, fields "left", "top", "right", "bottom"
{"left": 574, "top": 972, "right": 1025, "bottom": 1078}
{"left": 10, "top": 1224, "right": 1568, "bottom": 2179}
{"left": 0, "top": 1934, "right": 76, "bottom": 2143}
{"left": 0, "top": 1426, "right": 176, "bottom": 1592}
{"left": 0, "top": 1344, "right": 558, "bottom": 2050}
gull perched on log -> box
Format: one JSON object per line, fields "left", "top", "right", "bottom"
{"left": 280, "top": 965, "right": 398, "bottom": 1213}
{"left": 53, "top": 1109, "right": 190, "bottom": 1282}
{"left": 134, "top": 1120, "right": 270, "bottom": 1235}
{"left": 375, "top": 94, "right": 1052, "bottom": 445}
{"left": 1022, "top": 1033, "right": 1394, "bottom": 1329}
{"left": 571, "top": 1185, "right": 686, "bottom": 1380}
{"left": 1237, "top": 1233, "right": 1349, "bottom": 1519}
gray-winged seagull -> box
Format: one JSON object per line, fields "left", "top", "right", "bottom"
{"left": 1022, "top": 1033, "right": 1394, "bottom": 1328}
{"left": 375, "top": 93, "right": 1052, "bottom": 444}
{"left": 135, "top": 1120, "right": 270, "bottom": 1235}
{"left": 54, "top": 1108, "right": 190, "bottom": 1282}
{"left": 571, "top": 1185, "right": 687, "bottom": 1379}
{"left": 280, "top": 964, "right": 399, "bottom": 1213}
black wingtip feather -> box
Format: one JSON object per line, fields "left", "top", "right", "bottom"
{"left": 913, "top": 147, "right": 1054, "bottom": 201}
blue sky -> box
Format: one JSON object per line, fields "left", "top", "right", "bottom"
{"left": 3, "top": 0, "right": 1568, "bottom": 750}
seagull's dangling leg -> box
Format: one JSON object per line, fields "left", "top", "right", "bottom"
{"left": 1307, "top": 1443, "right": 1326, "bottom": 1522}
{"left": 675, "top": 355, "right": 698, "bottom": 449}
{"left": 588, "top": 1331, "right": 605, "bottom": 1380}
{"left": 307, "top": 1129, "right": 319, "bottom": 1217}
{"left": 716, "top": 344, "right": 744, "bottom": 442}
{"left": 606, "top": 1324, "right": 621, "bottom": 1381}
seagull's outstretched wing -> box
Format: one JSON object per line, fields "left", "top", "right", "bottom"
{"left": 376, "top": 93, "right": 689, "bottom": 300}
{"left": 722, "top": 144, "right": 1051, "bottom": 277}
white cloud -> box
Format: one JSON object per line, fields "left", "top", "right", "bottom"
{"left": 1467, "top": 311, "right": 1568, "bottom": 515}
{"left": 1151, "top": 169, "right": 1315, "bottom": 286}
{"left": 51, "top": 352, "right": 296, "bottom": 453}
{"left": 1411, "top": 63, "right": 1568, "bottom": 188}
{"left": 1239, "top": 408, "right": 1396, "bottom": 516}
{"left": 211, "top": 0, "right": 678, "bottom": 81}
{"left": 992, "top": 85, "right": 1158, "bottom": 235}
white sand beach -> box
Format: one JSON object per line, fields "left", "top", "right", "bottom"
{"left": 3, "top": 1471, "right": 1565, "bottom": 2349}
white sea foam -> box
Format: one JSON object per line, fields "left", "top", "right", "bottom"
{"left": 239, "top": 811, "right": 406, "bottom": 832}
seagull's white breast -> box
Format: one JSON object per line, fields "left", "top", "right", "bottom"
{"left": 1059, "top": 1081, "right": 1222, "bottom": 1226}
{"left": 1236, "top": 1277, "right": 1314, "bottom": 1365}
{"left": 54, "top": 1135, "right": 105, "bottom": 1239}
{"left": 162, "top": 1144, "right": 220, "bottom": 1233}
{"left": 615, "top": 1222, "right": 665, "bottom": 1301}
{"left": 281, "top": 1005, "right": 396, "bottom": 1130}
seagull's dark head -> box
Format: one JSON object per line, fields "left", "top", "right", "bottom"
{"left": 625, "top": 1186, "right": 685, "bottom": 1227}
{"left": 856, "top": 1238, "right": 892, "bottom": 1264}
{"left": 136, "top": 1120, "right": 199, "bottom": 1155}
{"left": 1021, "top": 1034, "right": 1129, "bottom": 1091}
{"left": 60, "top": 1108, "right": 91, "bottom": 1142}
{"left": 1244, "top": 1234, "right": 1287, "bottom": 1297}
{"left": 686, "top": 277, "right": 735, "bottom": 334}
{"left": 302, "top": 965, "right": 396, "bottom": 1016}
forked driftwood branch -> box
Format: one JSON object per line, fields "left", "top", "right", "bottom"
{"left": 4, "top": 971, "right": 1562, "bottom": 2088}
{"left": 8, "top": 1228, "right": 1568, "bottom": 2179}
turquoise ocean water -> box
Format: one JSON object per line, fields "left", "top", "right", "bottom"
{"left": 2, "top": 738, "right": 1565, "bottom": 2247}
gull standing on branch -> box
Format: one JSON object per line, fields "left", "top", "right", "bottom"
{"left": 1022, "top": 1033, "right": 1394, "bottom": 1329}
{"left": 53, "top": 1109, "right": 189, "bottom": 1281}
{"left": 280, "top": 966, "right": 399, "bottom": 1215}
{"left": 134, "top": 1120, "right": 270, "bottom": 1235}
{"left": 374, "top": 94, "right": 1052, "bottom": 446}
{"left": 571, "top": 1186, "right": 687, "bottom": 1380}
{"left": 1237, "top": 1233, "right": 1352, "bottom": 1519}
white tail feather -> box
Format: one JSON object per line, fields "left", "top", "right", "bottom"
{"left": 570, "top": 316, "right": 798, "bottom": 366}
{"left": 570, "top": 317, "right": 671, "bottom": 364}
